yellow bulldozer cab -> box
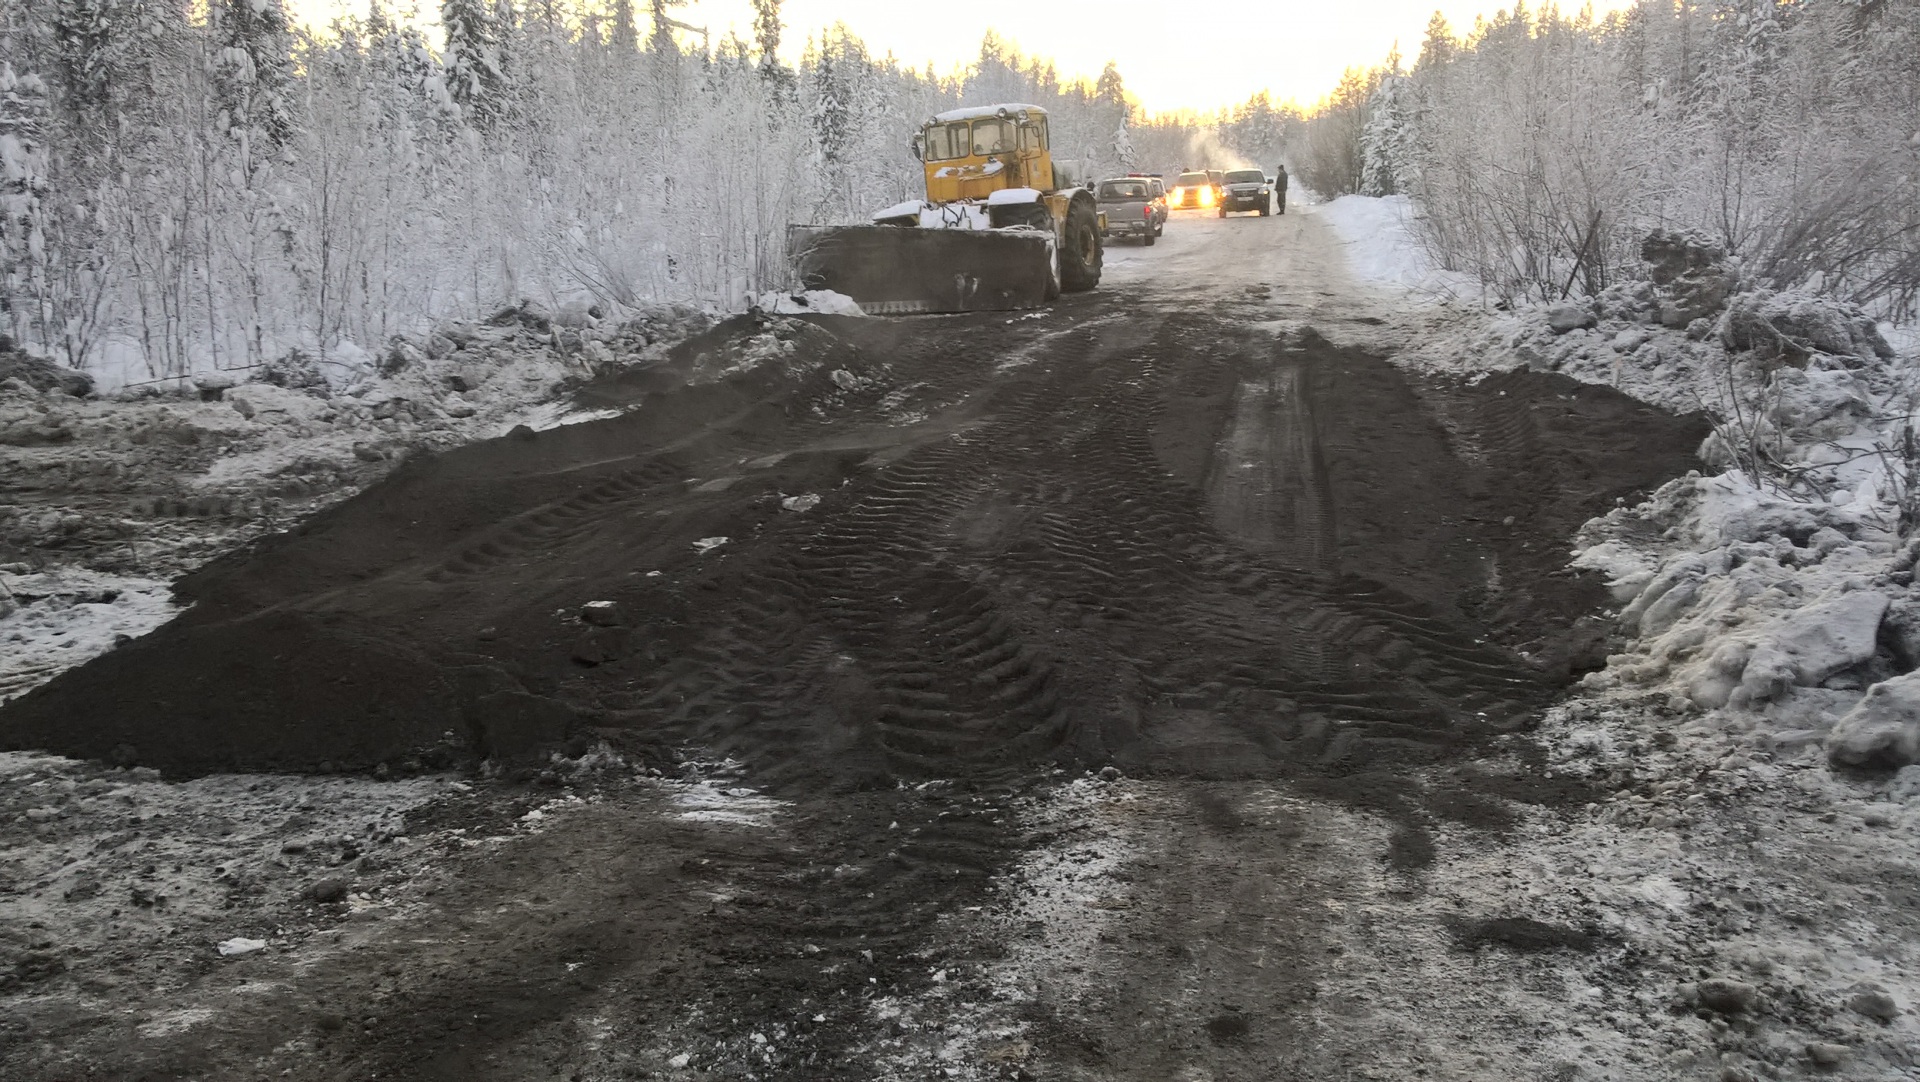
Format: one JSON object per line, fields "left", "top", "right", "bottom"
{"left": 915, "top": 104, "right": 1055, "bottom": 203}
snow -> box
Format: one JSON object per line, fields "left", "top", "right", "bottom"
{"left": 929, "top": 103, "right": 1045, "bottom": 123}
{"left": 503, "top": 402, "right": 623, "bottom": 434}
{"left": 918, "top": 203, "right": 993, "bottom": 231}
{"left": 983, "top": 187, "right": 1041, "bottom": 205}
{"left": 932, "top": 160, "right": 1005, "bottom": 180}
{"left": 753, "top": 290, "right": 866, "bottom": 317}
{"left": 0, "top": 570, "right": 179, "bottom": 703}
{"left": 1829, "top": 671, "right": 1920, "bottom": 767}
{"left": 1314, "top": 194, "right": 1473, "bottom": 298}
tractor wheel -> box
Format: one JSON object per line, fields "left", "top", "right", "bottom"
{"left": 1059, "top": 199, "right": 1102, "bottom": 292}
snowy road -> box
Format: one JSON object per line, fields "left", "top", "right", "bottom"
{"left": 8, "top": 207, "right": 1914, "bottom": 1081}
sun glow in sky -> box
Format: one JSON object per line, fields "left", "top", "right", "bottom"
{"left": 289, "top": 0, "right": 1638, "bottom": 114}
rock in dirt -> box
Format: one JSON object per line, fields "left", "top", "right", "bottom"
{"left": 1829, "top": 669, "right": 1920, "bottom": 769}
{"left": 1805, "top": 1042, "right": 1848, "bottom": 1069}
{"left": 1846, "top": 988, "right": 1899, "bottom": 1023}
{"left": 305, "top": 877, "right": 350, "bottom": 904}
{"left": 229, "top": 383, "right": 328, "bottom": 423}
{"left": 580, "top": 600, "right": 628, "bottom": 627}
{"left": 0, "top": 350, "right": 93, "bottom": 396}
{"left": 1694, "top": 977, "right": 1759, "bottom": 1014}
{"left": 217, "top": 937, "right": 267, "bottom": 956}
{"left": 1546, "top": 302, "right": 1596, "bottom": 334}
{"left": 193, "top": 372, "right": 237, "bottom": 401}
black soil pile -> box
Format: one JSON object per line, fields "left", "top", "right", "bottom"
{"left": 1, "top": 306, "right": 1705, "bottom": 783}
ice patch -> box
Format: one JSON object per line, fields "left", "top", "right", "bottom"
{"left": 504, "top": 402, "right": 623, "bottom": 434}
{"left": 662, "top": 765, "right": 786, "bottom": 827}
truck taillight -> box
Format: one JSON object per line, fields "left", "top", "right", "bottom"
{"left": 1143, "top": 205, "right": 1152, "bottom": 218}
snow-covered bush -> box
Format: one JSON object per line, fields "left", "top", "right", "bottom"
{"left": 1392, "top": 0, "right": 1920, "bottom": 318}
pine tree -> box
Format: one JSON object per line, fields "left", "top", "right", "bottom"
{"left": 213, "top": 0, "right": 296, "bottom": 149}
{"left": 751, "top": 0, "right": 781, "bottom": 67}
{"left": 610, "top": 0, "right": 637, "bottom": 53}
{"left": 1094, "top": 60, "right": 1125, "bottom": 108}
{"left": 648, "top": 0, "right": 686, "bottom": 53}
{"left": 1360, "top": 73, "right": 1414, "bottom": 196}
{"left": 442, "top": 0, "right": 505, "bottom": 127}
{"left": 51, "top": 0, "right": 178, "bottom": 159}
{"left": 1414, "top": 11, "right": 1456, "bottom": 74}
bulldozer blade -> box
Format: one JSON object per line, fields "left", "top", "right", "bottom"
{"left": 788, "top": 225, "right": 1054, "bottom": 314}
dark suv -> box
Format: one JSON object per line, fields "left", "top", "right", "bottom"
{"left": 1218, "top": 168, "right": 1271, "bottom": 217}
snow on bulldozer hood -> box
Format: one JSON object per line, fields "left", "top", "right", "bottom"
{"left": 929, "top": 103, "right": 1046, "bottom": 122}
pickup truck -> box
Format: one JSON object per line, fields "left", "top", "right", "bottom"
{"left": 1095, "top": 177, "right": 1163, "bottom": 245}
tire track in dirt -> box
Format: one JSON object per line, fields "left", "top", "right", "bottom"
{"left": 0, "top": 296, "right": 1708, "bottom": 1081}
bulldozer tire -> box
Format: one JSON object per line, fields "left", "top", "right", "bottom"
{"left": 1060, "top": 199, "right": 1102, "bottom": 293}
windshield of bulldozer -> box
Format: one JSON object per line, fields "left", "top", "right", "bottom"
{"left": 924, "top": 118, "right": 1021, "bottom": 162}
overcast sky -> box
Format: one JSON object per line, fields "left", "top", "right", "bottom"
{"left": 288, "top": 0, "right": 1635, "bottom": 114}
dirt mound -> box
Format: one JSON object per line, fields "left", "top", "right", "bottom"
{"left": 0, "top": 611, "right": 468, "bottom": 775}
{"left": 1, "top": 306, "right": 1704, "bottom": 783}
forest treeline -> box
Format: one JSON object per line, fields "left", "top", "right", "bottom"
{"left": 0, "top": 0, "right": 1290, "bottom": 380}
{"left": 1299, "top": 0, "right": 1920, "bottom": 319}
{"left": 3, "top": 0, "right": 1914, "bottom": 381}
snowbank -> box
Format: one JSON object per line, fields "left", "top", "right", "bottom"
{"left": 752, "top": 290, "right": 866, "bottom": 318}
{"left": 1315, "top": 194, "right": 1474, "bottom": 298}
{"left": 0, "top": 570, "right": 177, "bottom": 703}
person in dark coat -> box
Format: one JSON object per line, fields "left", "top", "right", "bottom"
{"left": 1273, "top": 165, "right": 1288, "bottom": 214}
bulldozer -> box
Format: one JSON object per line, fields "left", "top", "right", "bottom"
{"left": 788, "top": 104, "right": 1104, "bottom": 314}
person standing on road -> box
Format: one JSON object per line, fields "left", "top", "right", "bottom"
{"left": 1273, "top": 165, "right": 1289, "bottom": 215}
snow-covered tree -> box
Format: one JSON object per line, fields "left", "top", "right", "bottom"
{"left": 213, "top": 0, "right": 295, "bottom": 149}
{"left": 1360, "top": 64, "right": 1415, "bottom": 196}
{"left": 441, "top": 0, "right": 504, "bottom": 127}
